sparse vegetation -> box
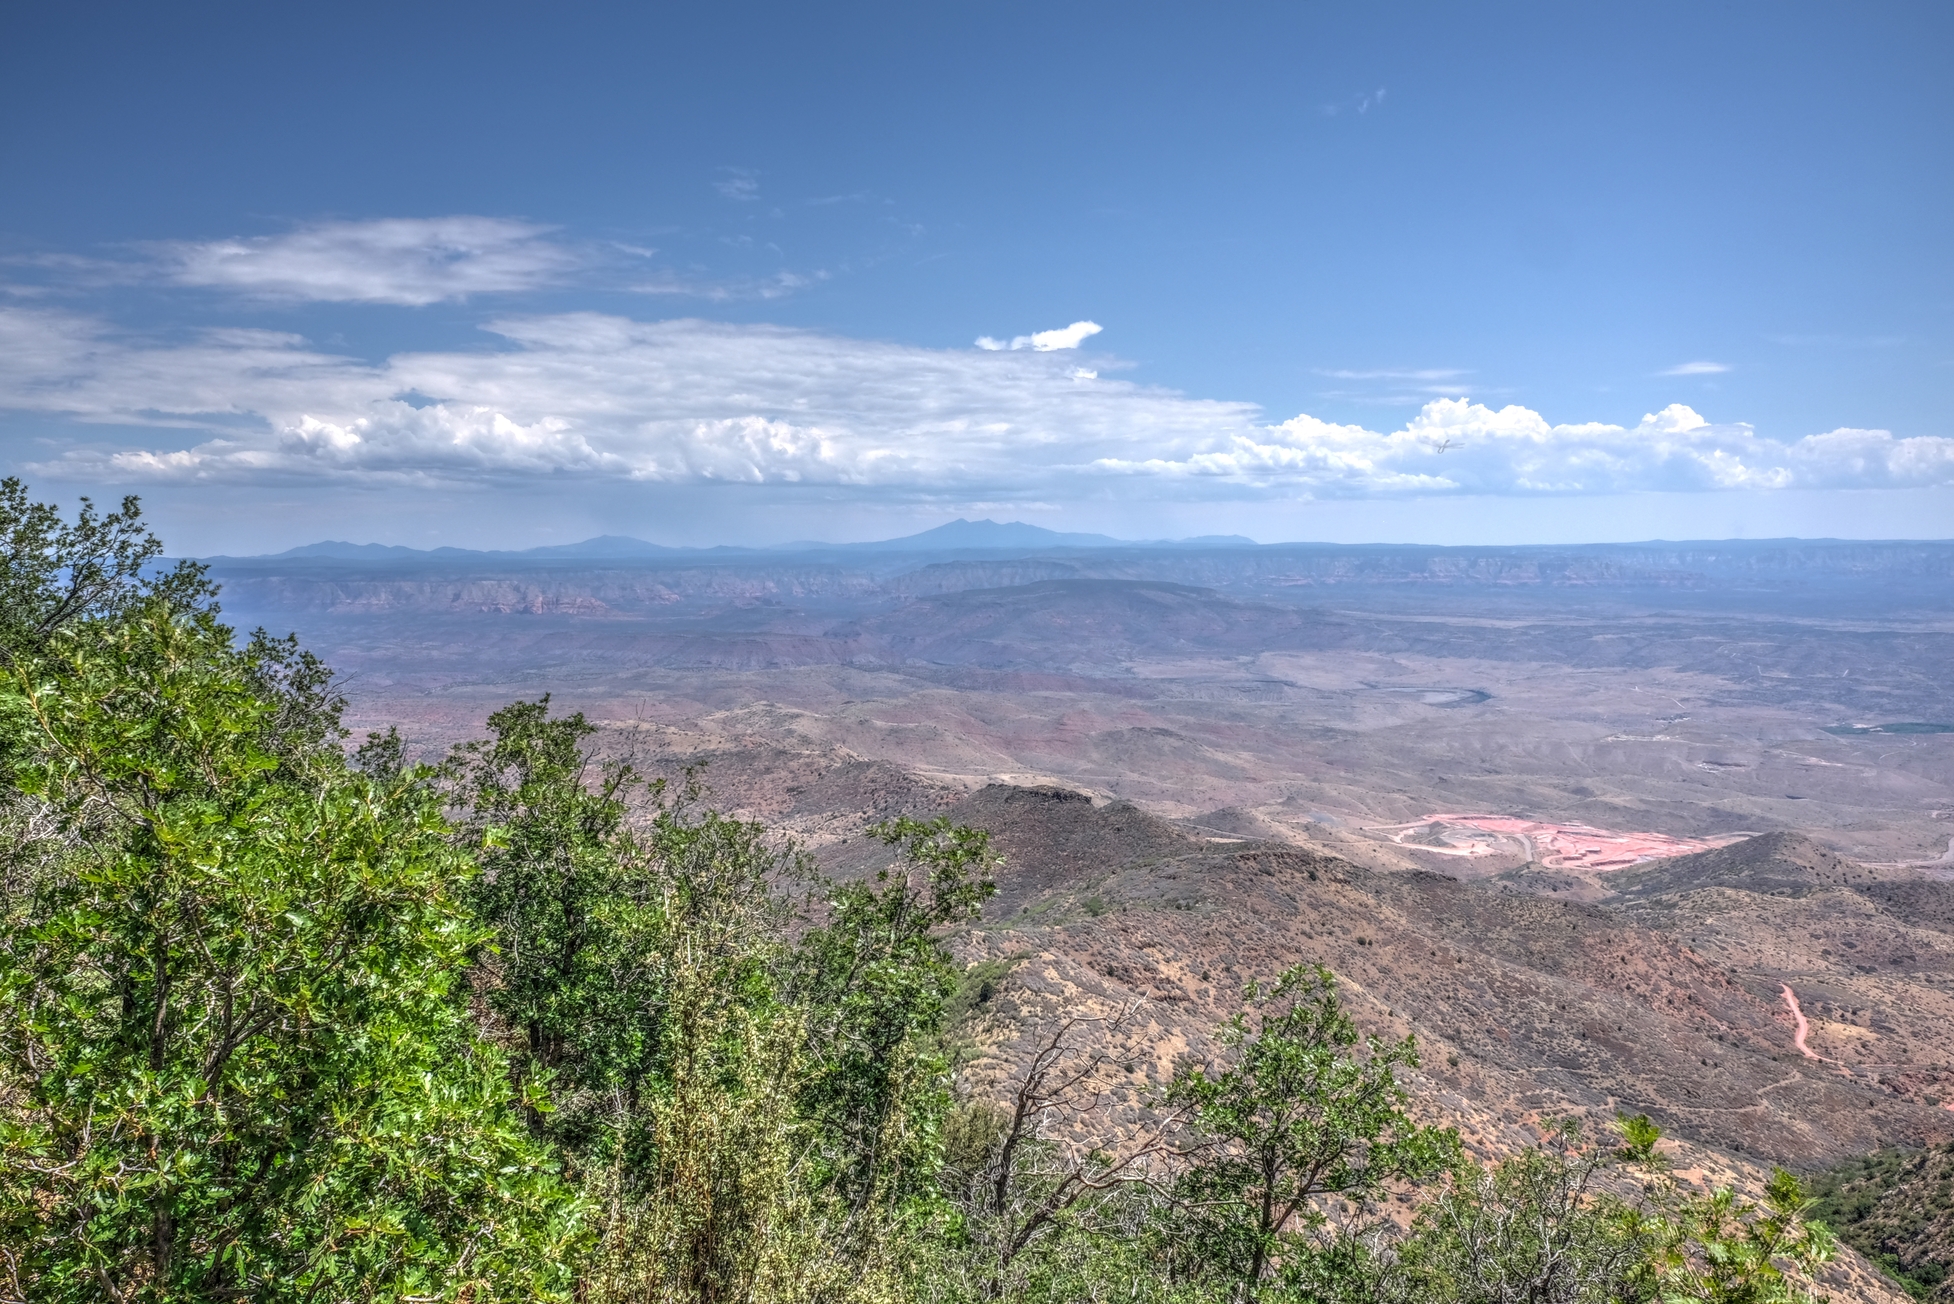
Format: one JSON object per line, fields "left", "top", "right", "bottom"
{"left": 1809, "top": 1144, "right": 1954, "bottom": 1301}
{"left": 0, "top": 481, "right": 1854, "bottom": 1302}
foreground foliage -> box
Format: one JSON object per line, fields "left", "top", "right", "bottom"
{"left": 0, "top": 488, "right": 577, "bottom": 1301}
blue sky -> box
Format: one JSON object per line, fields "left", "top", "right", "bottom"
{"left": 2, "top": 0, "right": 1950, "bottom": 551}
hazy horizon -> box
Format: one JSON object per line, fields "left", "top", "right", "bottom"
{"left": 189, "top": 514, "right": 1954, "bottom": 561}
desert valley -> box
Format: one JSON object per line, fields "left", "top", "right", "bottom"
{"left": 196, "top": 523, "right": 1954, "bottom": 1301}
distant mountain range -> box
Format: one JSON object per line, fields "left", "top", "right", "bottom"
{"left": 220, "top": 518, "right": 1260, "bottom": 560}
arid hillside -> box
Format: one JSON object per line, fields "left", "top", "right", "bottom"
{"left": 200, "top": 540, "right": 1954, "bottom": 1304}
{"left": 799, "top": 773, "right": 1947, "bottom": 1304}
{"left": 832, "top": 784, "right": 1954, "bottom": 1168}
{"left": 645, "top": 735, "right": 1954, "bottom": 1168}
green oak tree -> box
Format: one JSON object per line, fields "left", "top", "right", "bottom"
{"left": 790, "top": 817, "right": 999, "bottom": 1214}
{"left": 446, "top": 697, "right": 886, "bottom": 1302}
{"left": 0, "top": 483, "right": 580, "bottom": 1303}
{"left": 447, "top": 698, "right": 667, "bottom": 1155}
{"left": 1165, "top": 964, "right": 1458, "bottom": 1302}
{"left": 0, "top": 477, "right": 214, "bottom": 673}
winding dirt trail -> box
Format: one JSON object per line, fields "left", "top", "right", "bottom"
{"left": 1781, "top": 984, "right": 1821, "bottom": 1059}
{"left": 1780, "top": 984, "right": 1954, "bottom": 1110}
{"left": 1780, "top": 984, "right": 1852, "bottom": 1075}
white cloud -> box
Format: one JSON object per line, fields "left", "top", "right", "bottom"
{"left": 632, "top": 268, "right": 825, "bottom": 301}
{"left": 975, "top": 320, "right": 1103, "bottom": 352}
{"left": 4, "top": 305, "right": 1950, "bottom": 499}
{"left": 1659, "top": 360, "right": 1732, "bottom": 376}
{"left": 1323, "top": 87, "right": 1387, "bottom": 117}
{"left": 1314, "top": 366, "right": 1477, "bottom": 399}
{"left": 1316, "top": 368, "right": 1469, "bottom": 382}
{"left": 9, "top": 217, "right": 823, "bottom": 306}
{"left": 713, "top": 168, "right": 760, "bottom": 201}
{"left": 1086, "top": 400, "right": 1898, "bottom": 494}
{"left": 155, "top": 217, "right": 580, "bottom": 305}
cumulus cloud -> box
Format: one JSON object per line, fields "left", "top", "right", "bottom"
{"left": 3, "top": 305, "right": 1950, "bottom": 499}
{"left": 155, "top": 217, "right": 580, "bottom": 305}
{"left": 975, "top": 320, "right": 1103, "bottom": 352}
{"left": 1088, "top": 399, "right": 1954, "bottom": 493}
{"left": 1659, "top": 360, "right": 1731, "bottom": 376}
